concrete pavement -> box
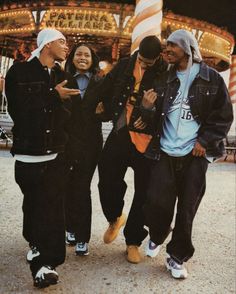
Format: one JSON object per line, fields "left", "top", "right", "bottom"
{"left": 0, "top": 149, "right": 235, "bottom": 294}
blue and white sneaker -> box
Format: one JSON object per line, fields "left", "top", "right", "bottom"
{"left": 145, "top": 240, "right": 161, "bottom": 258}
{"left": 75, "top": 242, "right": 89, "bottom": 256}
{"left": 26, "top": 246, "right": 40, "bottom": 262}
{"left": 66, "top": 232, "right": 76, "bottom": 246}
{"left": 166, "top": 255, "right": 188, "bottom": 279}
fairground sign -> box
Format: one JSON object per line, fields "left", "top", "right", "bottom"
{"left": 40, "top": 8, "right": 118, "bottom": 36}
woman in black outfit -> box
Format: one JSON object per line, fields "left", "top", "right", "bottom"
{"left": 64, "top": 44, "right": 104, "bottom": 256}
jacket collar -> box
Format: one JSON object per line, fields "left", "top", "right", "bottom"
{"left": 124, "top": 51, "right": 167, "bottom": 77}
{"left": 29, "top": 57, "right": 61, "bottom": 73}
{"left": 124, "top": 51, "right": 138, "bottom": 77}
{"left": 74, "top": 71, "right": 92, "bottom": 79}
{"left": 198, "top": 62, "right": 210, "bottom": 81}
{"left": 167, "top": 61, "right": 210, "bottom": 83}
{"left": 29, "top": 56, "right": 44, "bottom": 69}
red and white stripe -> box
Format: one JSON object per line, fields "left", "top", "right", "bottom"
{"left": 229, "top": 55, "right": 236, "bottom": 104}
{"left": 131, "top": 0, "right": 163, "bottom": 54}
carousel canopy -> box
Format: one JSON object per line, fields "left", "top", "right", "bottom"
{"left": 0, "top": 0, "right": 234, "bottom": 71}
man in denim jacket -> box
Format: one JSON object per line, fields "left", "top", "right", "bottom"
{"left": 140, "top": 29, "right": 233, "bottom": 279}
{"left": 97, "top": 36, "right": 167, "bottom": 263}
{"left": 5, "top": 29, "right": 79, "bottom": 288}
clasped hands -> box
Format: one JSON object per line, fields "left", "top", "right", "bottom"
{"left": 133, "top": 89, "right": 157, "bottom": 130}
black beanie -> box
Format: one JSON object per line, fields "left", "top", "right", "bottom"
{"left": 139, "top": 35, "right": 162, "bottom": 59}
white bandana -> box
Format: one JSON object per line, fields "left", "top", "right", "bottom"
{"left": 28, "top": 28, "right": 66, "bottom": 61}
{"left": 167, "top": 29, "right": 202, "bottom": 63}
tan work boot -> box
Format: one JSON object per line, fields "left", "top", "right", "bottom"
{"left": 126, "top": 245, "right": 142, "bottom": 264}
{"left": 103, "top": 214, "right": 126, "bottom": 244}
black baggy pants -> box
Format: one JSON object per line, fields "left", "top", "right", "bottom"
{"left": 143, "top": 151, "right": 208, "bottom": 264}
{"left": 65, "top": 136, "right": 103, "bottom": 243}
{"left": 98, "top": 127, "right": 152, "bottom": 246}
{"left": 15, "top": 154, "right": 68, "bottom": 277}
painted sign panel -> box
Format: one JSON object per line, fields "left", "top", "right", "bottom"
{"left": 0, "top": 10, "right": 35, "bottom": 34}
{"left": 40, "top": 8, "right": 118, "bottom": 35}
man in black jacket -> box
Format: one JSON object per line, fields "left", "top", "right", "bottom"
{"left": 5, "top": 28, "right": 80, "bottom": 288}
{"left": 141, "top": 29, "right": 233, "bottom": 279}
{"left": 98, "top": 35, "right": 167, "bottom": 263}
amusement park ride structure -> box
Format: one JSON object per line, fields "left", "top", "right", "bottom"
{"left": 0, "top": 1, "right": 234, "bottom": 69}
{"left": 0, "top": 0, "right": 235, "bottom": 138}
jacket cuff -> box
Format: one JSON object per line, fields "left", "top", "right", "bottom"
{"left": 140, "top": 104, "right": 156, "bottom": 112}
{"left": 197, "top": 136, "right": 208, "bottom": 148}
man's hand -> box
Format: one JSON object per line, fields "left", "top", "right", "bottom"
{"left": 133, "top": 116, "right": 147, "bottom": 130}
{"left": 55, "top": 80, "right": 80, "bottom": 100}
{"left": 142, "top": 89, "right": 157, "bottom": 109}
{"left": 192, "top": 141, "right": 206, "bottom": 157}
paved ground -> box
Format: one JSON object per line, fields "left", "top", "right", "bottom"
{"left": 0, "top": 148, "right": 235, "bottom": 294}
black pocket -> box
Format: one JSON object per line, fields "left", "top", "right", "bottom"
{"left": 18, "top": 81, "right": 44, "bottom": 94}
{"left": 17, "top": 81, "right": 45, "bottom": 111}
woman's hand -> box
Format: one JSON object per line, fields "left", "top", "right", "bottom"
{"left": 95, "top": 102, "right": 104, "bottom": 114}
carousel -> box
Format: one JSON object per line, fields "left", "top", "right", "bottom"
{"left": 0, "top": 0, "right": 235, "bottom": 135}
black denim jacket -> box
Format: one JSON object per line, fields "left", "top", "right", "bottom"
{"left": 99, "top": 51, "right": 167, "bottom": 134}
{"left": 144, "top": 62, "right": 233, "bottom": 160}
{"left": 64, "top": 73, "right": 104, "bottom": 161}
{"left": 5, "top": 57, "right": 76, "bottom": 155}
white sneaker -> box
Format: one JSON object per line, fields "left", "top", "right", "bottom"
{"left": 75, "top": 242, "right": 89, "bottom": 256}
{"left": 145, "top": 240, "right": 161, "bottom": 258}
{"left": 66, "top": 231, "right": 76, "bottom": 246}
{"left": 26, "top": 246, "right": 40, "bottom": 262}
{"left": 166, "top": 255, "right": 188, "bottom": 279}
{"left": 34, "top": 265, "right": 58, "bottom": 288}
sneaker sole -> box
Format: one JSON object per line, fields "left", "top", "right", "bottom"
{"left": 26, "top": 257, "right": 33, "bottom": 263}
{"left": 126, "top": 257, "right": 141, "bottom": 264}
{"left": 34, "top": 273, "right": 58, "bottom": 288}
{"left": 145, "top": 248, "right": 160, "bottom": 258}
{"left": 146, "top": 252, "right": 158, "bottom": 258}
{"left": 75, "top": 251, "right": 89, "bottom": 256}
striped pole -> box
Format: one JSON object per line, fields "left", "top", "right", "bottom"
{"left": 229, "top": 55, "right": 236, "bottom": 104}
{"left": 131, "top": 0, "right": 163, "bottom": 54}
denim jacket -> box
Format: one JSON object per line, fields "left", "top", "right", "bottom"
{"left": 5, "top": 57, "right": 75, "bottom": 155}
{"left": 145, "top": 62, "right": 233, "bottom": 160}
{"left": 99, "top": 51, "right": 167, "bottom": 134}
